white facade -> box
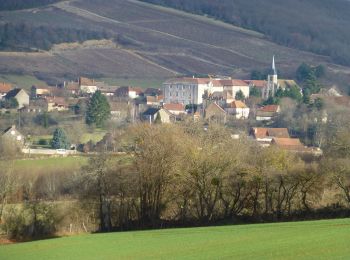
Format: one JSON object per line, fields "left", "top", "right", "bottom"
{"left": 128, "top": 90, "right": 139, "bottom": 99}
{"left": 80, "top": 85, "right": 98, "bottom": 94}
{"left": 163, "top": 80, "right": 209, "bottom": 105}
{"left": 226, "top": 107, "right": 250, "bottom": 119}
{"left": 223, "top": 85, "right": 250, "bottom": 99}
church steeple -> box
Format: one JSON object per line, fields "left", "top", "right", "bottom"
{"left": 272, "top": 55, "right": 277, "bottom": 75}
{"left": 263, "top": 55, "right": 279, "bottom": 99}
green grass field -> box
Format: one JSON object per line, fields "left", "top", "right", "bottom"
{"left": 0, "top": 74, "right": 47, "bottom": 90}
{"left": 0, "top": 218, "right": 349, "bottom": 259}
{"left": 12, "top": 156, "right": 88, "bottom": 173}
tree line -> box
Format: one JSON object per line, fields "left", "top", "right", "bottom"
{"left": 0, "top": 23, "right": 111, "bottom": 51}
{"left": 1, "top": 123, "right": 350, "bottom": 240}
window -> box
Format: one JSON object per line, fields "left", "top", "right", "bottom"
{"left": 176, "top": 92, "right": 179, "bottom": 96}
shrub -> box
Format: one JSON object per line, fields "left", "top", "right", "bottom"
{"left": 2, "top": 202, "right": 59, "bottom": 240}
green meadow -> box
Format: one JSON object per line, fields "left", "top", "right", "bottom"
{"left": 1, "top": 218, "right": 349, "bottom": 259}
{"left": 11, "top": 156, "right": 88, "bottom": 172}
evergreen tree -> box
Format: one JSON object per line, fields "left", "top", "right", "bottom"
{"left": 51, "top": 128, "right": 70, "bottom": 149}
{"left": 235, "top": 90, "right": 245, "bottom": 101}
{"left": 86, "top": 91, "right": 111, "bottom": 127}
{"left": 249, "top": 86, "right": 261, "bottom": 97}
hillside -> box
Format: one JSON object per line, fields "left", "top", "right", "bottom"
{"left": 1, "top": 219, "right": 350, "bottom": 259}
{"left": 0, "top": 0, "right": 350, "bottom": 87}
{"left": 0, "top": 0, "right": 60, "bottom": 11}
{"left": 141, "top": 0, "right": 350, "bottom": 66}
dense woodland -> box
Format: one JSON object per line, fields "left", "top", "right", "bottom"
{"left": 0, "top": 0, "right": 60, "bottom": 11}
{"left": 141, "top": 0, "right": 350, "bottom": 66}
{"left": 0, "top": 23, "right": 111, "bottom": 51}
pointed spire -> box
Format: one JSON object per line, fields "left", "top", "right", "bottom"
{"left": 272, "top": 55, "right": 277, "bottom": 75}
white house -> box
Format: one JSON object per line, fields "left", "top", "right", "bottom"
{"left": 225, "top": 100, "right": 250, "bottom": 119}
{"left": 115, "top": 86, "right": 143, "bottom": 99}
{"left": 79, "top": 77, "right": 98, "bottom": 94}
{"left": 163, "top": 77, "right": 250, "bottom": 105}
{"left": 163, "top": 78, "right": 210, "bottom": 105}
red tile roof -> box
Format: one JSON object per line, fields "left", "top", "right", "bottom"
{"left": 252, "top": 128, "right": 289, "bottom": 139}
{"left": 66, "top": 82, "right": 80, "bottom": 91}
{"left": 165, "top": 78, "right": 248, "bottom": 87}
{"left": 258, "top": 105, "right": 280, "bottom": 113}
{"left": 271, "top": 137, "right": 304, "bottom": 150}
{"left": 79, "top": 77, "right": 95, "bottom": 86}
{"left": 0, "top": 82, "right": 13, "bottom": 93}
{"left": 163, "top": 103, "right": 185, "bottom": 111}
{"left": 228, "top": 100, "right": 248, "bottom": 109}
{"left": 245, "top": 80, "right": 267, "bottom": 88}
{"left": 217, "top": 79, "right": 248, "bottom": 86}
{"left": 206, "top": 102, "right": 226, "bottom": 113}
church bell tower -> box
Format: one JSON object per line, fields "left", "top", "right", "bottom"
{"left": 266, "top": 55, "right": 278, "bottom": 99}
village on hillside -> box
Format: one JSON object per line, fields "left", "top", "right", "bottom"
{"left": 0, "top": 57, "right": 345, "bottom": 157}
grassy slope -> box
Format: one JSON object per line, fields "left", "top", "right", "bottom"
{"left": 1, "top": 218, "right": 349, "bottom": 259}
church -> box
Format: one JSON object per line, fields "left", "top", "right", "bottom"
{"left": 247, "top": 56, "right": 301, "bottom": 100}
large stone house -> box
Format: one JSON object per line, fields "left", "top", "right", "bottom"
{"left": 163, "top": 77, "right": 250, "bottom": 106}
{"left": 5, "top": 89, "right": 29, "bottom": 109}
